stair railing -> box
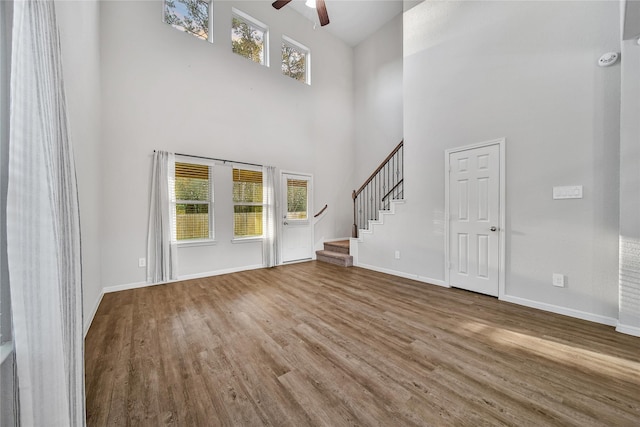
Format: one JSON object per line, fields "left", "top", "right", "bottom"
{"left": 352, "top": 140, "right": 404, "bottom": 237}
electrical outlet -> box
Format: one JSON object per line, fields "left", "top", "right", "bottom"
{"left": 138, "top": 257, "right": 146, "bottom": 268}
{"left": 394, "top": 250, "right": 400, "bottom": 260}
{"left": 552, "top": 273, "right": 565, "bottom": 287}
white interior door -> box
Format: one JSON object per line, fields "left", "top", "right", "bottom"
{"left": 281, "top": 172, "right": 313, "bottom": 263}
{"left": 448, "top": 143, "right": 501, "bottom": 296}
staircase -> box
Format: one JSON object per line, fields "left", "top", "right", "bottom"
{"left": 352, "top": 140, "right": 403, "bottom": 237}
{"left": 316, "top": 240, "right": 353, "bottom": 267}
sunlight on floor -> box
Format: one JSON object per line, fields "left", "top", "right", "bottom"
{"left": 462, "top": 321, "right": 640, "bottom": 383}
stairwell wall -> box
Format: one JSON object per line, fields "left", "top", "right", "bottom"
{"left": 354, "top": 13, "right": 403, "bottom": 186}
{"left": 358, "top": 0, "right": 622, "bottom": 324}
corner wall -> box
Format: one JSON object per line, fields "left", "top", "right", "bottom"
{"left": 618, "top": 1, "right": 640, "bottom": 335}
{"left": 358, "top": 0, "right": 621, "bottom": 324}
{"left": 56, "top": 0, "right": 103, "bottom": 331}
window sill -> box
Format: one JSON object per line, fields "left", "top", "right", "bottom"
{"left": 177, "top": 239, "right": 217, "bottom": 248}
{"left": 231, "top": 237, "right": 263, "bottom": 244}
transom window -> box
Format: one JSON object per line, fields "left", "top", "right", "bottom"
{"left": 174, "top": 161, "right": 214, "bottom": 241}
{"left": 282, "top": 36, "right": 310, "bottom": 84}
{"left": 231, "top": 9, "right": 269, "bottom": 66}
{"left": 163, "top": 0, "right": 212, "bottom": 42}
{"left": 233, "top": 168, "right": 263, "bottom": 238}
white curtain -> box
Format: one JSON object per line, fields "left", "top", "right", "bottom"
{"left": 147, "top": 150, "right": 178, "bottom": 283}
{"left": 7, "top": 1, "right": 85, "bottom": 425}
{"left": 262, "top": 166, "right": 280, "bottom": 267}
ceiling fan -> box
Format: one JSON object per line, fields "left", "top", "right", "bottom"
{"left": 272, "top": 0, "right": 330, "bottom": 27}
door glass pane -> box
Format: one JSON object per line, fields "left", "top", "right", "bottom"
{"left": 287, "top": 179, "right": 308, "bottom": 220}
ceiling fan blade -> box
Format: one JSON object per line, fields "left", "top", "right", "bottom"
{"left": 272, "top": 0, "right": 292, "bottom": 10}
{"left": 316, "top": 0, "right": 330, "bottom": 26}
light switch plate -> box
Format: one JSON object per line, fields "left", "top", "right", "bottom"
{"left": 553, "top": 185, "right": 583, "bottom": 199}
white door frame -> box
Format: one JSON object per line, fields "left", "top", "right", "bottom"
{"left": 444, "top": 138, "right": 506, "bottom": 298}
{"left": 279, "top": 170, "right": 314, "bottom": 264}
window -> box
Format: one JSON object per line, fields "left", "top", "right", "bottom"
{"left": 286, "top": 178, "right": 309, "bottom": 220}
{"left": 231, "top": 9, "right": 268, "bottom": 66}
{"left": 163, "top": 0, "right": 212, "bottom": 42}
{"left": 282, "top": 36, "right": 310, "bottom": 84}
{"left": 175, "top": 161, "right": 214, "bottom": 242}
{"left": 233, "top": 168, "right": 263, "bottom": 238}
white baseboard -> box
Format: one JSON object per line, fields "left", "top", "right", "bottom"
{"left": 501, "top": 294, "right": 618, "bottom": 327}
{"left": 87, "top": 264, "right": 266, "bottom": 335}
{"left": 84, "top": 290, "right": 104, "bottom": 337}
{"left": 179, "top": 264, "right": 264, "bottom": 281}
{"left": 356, "top": 263, "right": 448, "bottom": 288}
{"left": 616, "top": 323, "right": 640, "bottom": 337}
{"left": 103, "top": 280, "right": 156, "bottom": 294}
{"left": 102, "top": 264, "right": 267, "bottom": 295}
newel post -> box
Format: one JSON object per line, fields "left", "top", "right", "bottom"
{"left": 352, "top": 190, "right": 358, "bottom": 238}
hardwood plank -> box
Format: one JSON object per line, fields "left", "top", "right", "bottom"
{"left": 85, "top": 262, "right": 640, "bottom": 426}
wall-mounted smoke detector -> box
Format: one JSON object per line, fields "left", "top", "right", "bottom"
{"left": 598, "top": 52, "right": 619, "bottom": 67}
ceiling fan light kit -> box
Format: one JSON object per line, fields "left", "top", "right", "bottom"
{"left": 272, "top": 0, "right": 330, "bottom": 27}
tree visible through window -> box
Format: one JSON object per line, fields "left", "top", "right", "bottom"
{"left": 287, "top": 179, "right": 308, "bottom": 220}
{"left": 282, "top": 37, "right": 309, "bottom": 84}
{"left": 231, "top": 11, "right": 267, "bottom": 65}
{"left": 233, "top": 168, "right": 263, "bottom": 238}
{"left": 164, "top": 0, "right": 211, "bottom": 41}
{"left": 175, "top": 162, "right": 213, "bottom": 241}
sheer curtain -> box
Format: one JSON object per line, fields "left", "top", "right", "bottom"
{"left": 262, "top": 166, "right": 280, "bottom": 267}
{"left": 7, "top": 1, "right": 85, "bottom": 425}
{"left": 147, "top": 150, "right": 178, "bottom": 283}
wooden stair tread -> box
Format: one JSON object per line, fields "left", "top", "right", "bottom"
{"left": 316, "top": 250, "right": 351, "bottom": 259}
{"left": 316, "top": 249, "right": 353, "bottom": 267}
{"left": 323, "top": 240, "right": 350, "bottom": 254}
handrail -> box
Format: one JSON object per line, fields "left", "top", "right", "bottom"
{"left": 381, "top": 179, "right": 404, "bottom": 202}
{"left": 313, "top": 204, "right": 328, "bottom": 218}
{"left": 352, "top": 140, "right": 404, "bottom": 238}
{"left": 353, "top": 140, "right": 403, "bottom": 199}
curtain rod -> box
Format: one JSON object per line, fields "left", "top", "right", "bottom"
{"left": 154, "top": 150, "right": 263, "bottom": 168}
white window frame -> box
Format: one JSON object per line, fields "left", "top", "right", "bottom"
{"left": 232, "top": 165, "right": 264, "bottom": 242}
{"left": 174, "top": 156, "right": 215, "bottom": 246}
{"left": 231, "top": 8, "right": 270, "bottom": 67}
{"left": 162, "top": 0, "right": 214, "bottom": 43}
{"left": 282, "top": 35, "right": 310, "bottom": 85}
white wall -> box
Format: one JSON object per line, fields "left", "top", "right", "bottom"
{"left": 358, "top": 1, "right": 622, "bottom": 323}
{"left": 618, "top": 2, "right": 640, "bottom": 334}
{"left": 99, "top": 1, "right": 355, "bottom": 288}
{"left": 354, "top": 13, "right": 403, "bottom": 185}
{"left": 56, "top": 0, "right": 103, "bottom": 330}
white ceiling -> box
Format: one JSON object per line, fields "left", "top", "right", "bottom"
{"left": 284, "top": 0, "right": 405, "bottom": 47}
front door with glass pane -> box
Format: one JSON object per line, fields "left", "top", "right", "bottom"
{"left": 281, "top": 172, "right": 313, "bottom": 263}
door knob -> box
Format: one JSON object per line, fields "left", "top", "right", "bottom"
{"left": 490, "top": 226, "right": 497, "bottom": 232}
{"left": 284, "top": 222, "right": 289, "bottom": 226}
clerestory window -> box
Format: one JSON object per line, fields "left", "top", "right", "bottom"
{"left": 163, "top": 0, "right": 213, "bottom": 42}
{"left": 231, "top": 9, "right": 269, "bottom": 66}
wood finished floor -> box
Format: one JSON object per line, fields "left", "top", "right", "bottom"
{"left": 85, "top": 262, "right": 640, "bottom": 426}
